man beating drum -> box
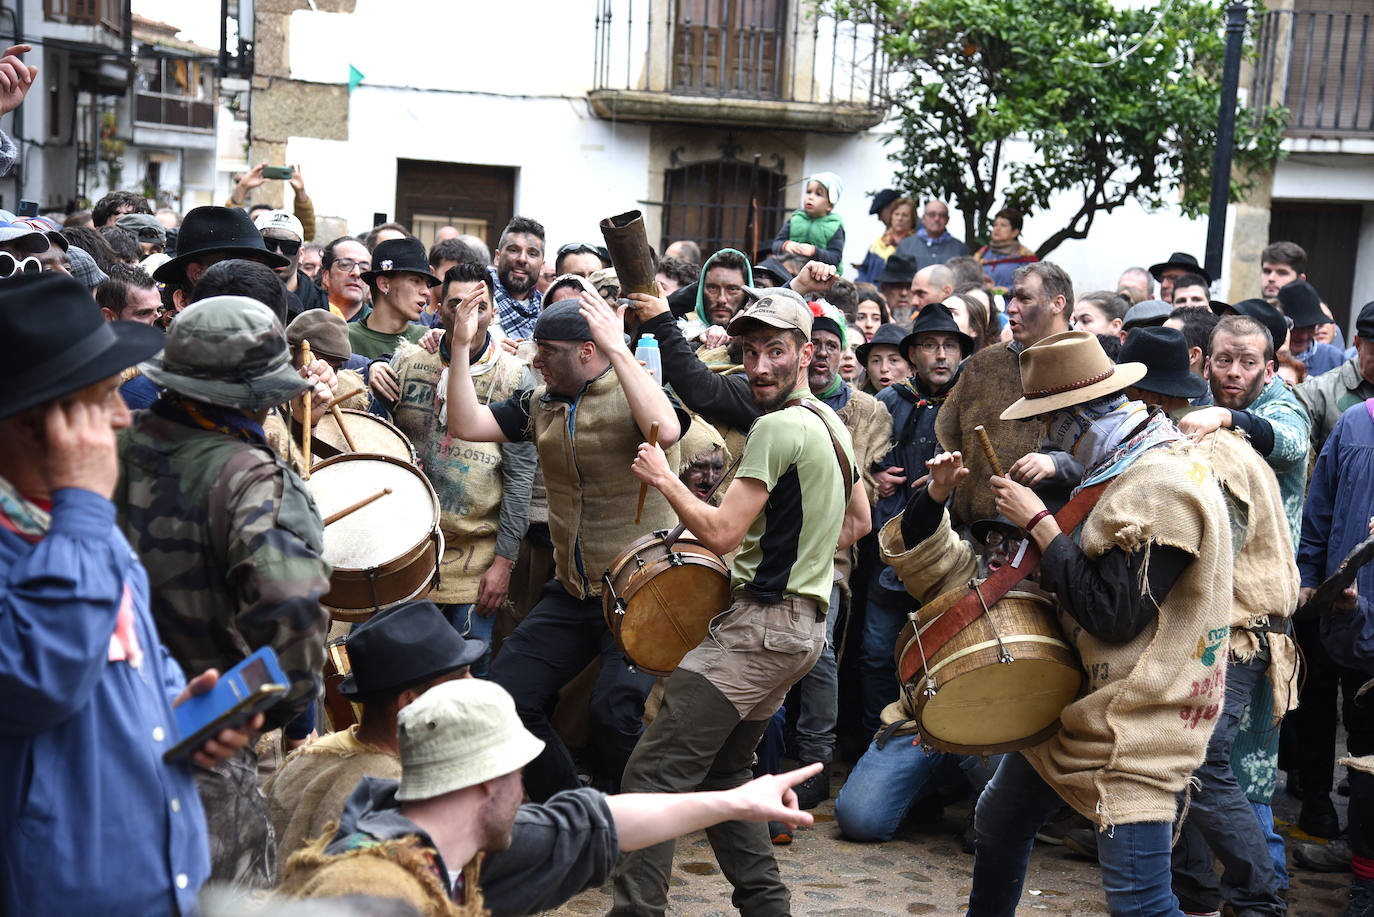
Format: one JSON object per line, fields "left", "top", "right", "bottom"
{"left": 612, "top": 290, "right": 872, "bottom": 917}
{"left": 884, "top": 330, "right": 1235, "bottom": 914}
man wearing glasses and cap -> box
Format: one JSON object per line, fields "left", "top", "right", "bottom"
{"left": 257, "top": 209, "right": 328, "bottom": 318}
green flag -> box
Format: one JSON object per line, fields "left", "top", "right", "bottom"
{"left": 348, "top": 64, "right": 364, "bottom": 93}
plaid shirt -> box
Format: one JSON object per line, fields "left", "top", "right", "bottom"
{"left": 489, "top": 266, "right": 543, "bottom": 341}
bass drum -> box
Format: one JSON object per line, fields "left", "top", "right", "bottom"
{"left": 307, "top": 453, "right": 442, "bottom": 621}
{"left": 894, "top": 584, "right": 1082, "bottom": 756}
{"left": 602, "top": 531, "right": 731, "bottom": 677}
{"left": 311, "top": 409, "right": 415, "bottom": 464}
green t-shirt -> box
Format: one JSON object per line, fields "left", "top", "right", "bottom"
{"left": 347, "top": 315, "right": 427, "bottom": 361}
{"left": 730, "top": 390, "right": 855, "bottom": 608}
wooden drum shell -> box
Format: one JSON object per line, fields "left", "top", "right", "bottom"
{"left": 894, "top": 586, "right": 1083, "bottom": 756}
{"left": 602, "top": 532, "right": 731, "bottom": 677}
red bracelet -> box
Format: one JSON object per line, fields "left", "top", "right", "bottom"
{"left": 1025, "top": 510, "right": 1051, "bottom": 534}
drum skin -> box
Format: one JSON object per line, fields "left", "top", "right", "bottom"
{"left": 307, "top": 454, "right": 442, "bottom": 621}
{"left": 311, "top": 409, "right": 415, "bottom": 464}
{"left": 894, "top": 585, "right": 1083, "bottom": 756}
{"left": 603, "top": 532, "right": 731, "bottom": 677}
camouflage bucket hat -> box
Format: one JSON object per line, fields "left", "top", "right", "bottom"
{"left": 140, "top": 295, "right": 312, "bottom": 410}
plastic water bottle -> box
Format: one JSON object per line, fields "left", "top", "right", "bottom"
{"left": 636, "top": 333, "right": 662, "bottom": 385}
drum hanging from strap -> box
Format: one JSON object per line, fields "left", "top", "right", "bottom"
{"left": 310, "top": 409, "right": 416, "bottom": 464}
{"left": 894, "top": 584, "right": 1082, "bottom": 756}
{"left": 306, "top": 453, "right": 443, "bottom": 621}
{"left": 602, "top": 530, "right": 731, "bottom": 677}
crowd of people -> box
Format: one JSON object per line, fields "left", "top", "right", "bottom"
{"left": 4, "top": 38, "right": 1374, "bottom": 917}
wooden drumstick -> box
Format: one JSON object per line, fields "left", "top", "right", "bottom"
{"left": 323, "top": 487, "right": 392, "bottom": 526}
{"left": 330, "top": 404, "right": 358, "bottom": 452}
{"left": 325, "top": 386, "right": 365, "bottom": 411}
{"left": 974, "top": 425, "right": 1004, "bottom": 478}
{"left": 635, "top": 421, "right": 660, "bottom": 525}
{"left": 301, "top": 340, "right": 313, "bottom": 479}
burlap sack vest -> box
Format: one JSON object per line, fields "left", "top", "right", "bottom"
{"left": 534, "top": 368, "right": 680, "bottom": 599}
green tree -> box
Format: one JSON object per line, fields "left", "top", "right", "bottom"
{"left": 826, "top": 0, "right": 1287, "bottom": 256}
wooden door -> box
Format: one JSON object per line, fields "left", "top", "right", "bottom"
{"left": 394, "top": 159, "right": 516, "bottom": 254}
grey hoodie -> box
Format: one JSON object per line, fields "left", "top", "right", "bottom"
{"left": 330, "top": 776, "right": 619, "bottom": 917}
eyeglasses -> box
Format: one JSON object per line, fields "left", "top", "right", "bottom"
{"left": 916, "top": 339, "right": 962, "bottom": 354}
{"left": 812, "top": 338, "right": 843, "bottom": 353}
{"left": 331, "top": 258, "right": 371, "bottom": 274}
{"left": 262, "top": 237, "right": 302, "bottom": 256}
{"left": 0, "top": 252, "right": 42, "bottom": 278}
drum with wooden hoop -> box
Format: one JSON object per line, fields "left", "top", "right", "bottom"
{"left": 306, "top": 453, "right": 442, "bottom": 621}
{"left": 321, "top": 637, "right": 361, "bottom": 731}
{"left": 311, "top": 409, "right": 415, "bottom": 464}
{"left": 894, "top": 584, "right": 1082, "bottom": 756}
{"left": 602, "top": 530, "right": 731, "bottom": 676}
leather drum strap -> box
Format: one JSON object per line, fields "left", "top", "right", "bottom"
{"left": 898, "top": 479, "right": 1111, "bottom": 684}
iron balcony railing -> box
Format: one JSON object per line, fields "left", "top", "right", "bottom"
{"left": 592, "top": 0, "right": 888, "bottom": 109}
{"left": 1251, "top": 8, "right": 1374, "bottom": 136}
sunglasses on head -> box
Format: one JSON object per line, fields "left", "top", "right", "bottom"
{"left": 0, "top": 252, "right": 43, "bottom": 278}
{"left": 262, "top": 237, "right": 302, "bottom": 256}
{"left": 557, "top": 242, "right": 607, "bottom": 260}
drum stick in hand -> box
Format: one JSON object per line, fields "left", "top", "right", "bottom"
{"left": 330, "top": 405, "right": 358, "bottom": 452}
{"left": 301, "top": 340, "right": 313, "bottom": 479}
{"left": 974, "top": 425, "right": 1004, "bottom": 478}
{"left": 635, "top": 421, "right": 660, "bottom": 525}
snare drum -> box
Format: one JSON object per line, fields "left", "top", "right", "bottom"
{"left": 602, "top": 531, "right": 731, "bottom": 676}
{"left": 311, "top": 409, "right": 415, "bottom": 464}
{"left": 894, "top": 585, "right": 1082, "bottom": 756}
{"left": 307, "top": 453, "right": 442, "bottom": 621}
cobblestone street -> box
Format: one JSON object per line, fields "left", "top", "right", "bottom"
{"left": 550, "top": 763, "right": 1351, "bottom": 915}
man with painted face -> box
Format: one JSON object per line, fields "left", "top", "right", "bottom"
{"left": 444, "top": 286, "right": 686, "bottom": 802}
{"left": 859, "top": 303, "right": 975, "bottom": 734}
{"left": 955, "top": 330, "right": 1234, "bottom": 914}
{"left": 678, "top": 248, "right": 753, "bottom": 346}
{"left": 935, "top": 261, "right": 1073, "bottom": 529}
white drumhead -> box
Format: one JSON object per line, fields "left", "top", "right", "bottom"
{"left": 313, "top": 410, "right": 412, "bottom": 462}
{"left": 308, "top": 457, "right": 437, "bottom": 569}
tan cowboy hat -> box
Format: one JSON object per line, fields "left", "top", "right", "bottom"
{"left": 999, "top": 330, "right": 1147, "bottom": 420}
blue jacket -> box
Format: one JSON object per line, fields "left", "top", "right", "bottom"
{"left": 1294, "top": 340, "right": 1346, "bottom": 378}
{"left": 0, "top": 487, "right": 209, "bottom": 915}
{"left": 1299, "top": 400, "right": 1374, "bottom": 672}
{"left": 872, "top": 371, "right": 958, "bottom": 592}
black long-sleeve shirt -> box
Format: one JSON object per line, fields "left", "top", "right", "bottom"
{"left": 640, "top": 311, "right": 760, "bottom": 430}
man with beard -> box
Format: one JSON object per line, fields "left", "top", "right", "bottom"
{"left": 348, "top": 237, "right": 438, "bottom": 360}
{"left": 613, "top": 291, "right": 872, "bottom": 917}
{"left": 790, "top": 301, "right": 891, "bottom": 808}
{"left": 491, "top": 216, "right": 545, "bottom": 341}
{"left": 279, "top": 680, "right": 820, "bottom": 917}
{"left": 934, "top": 262, "right": 1073, "bottom": 528}
{"left": 383, "top": 263, "right": 535, "bottom": 670}
{"left": 256, "top": 210, "right": 327, "bottom": 318}
{"left": 859, "top": 303, "right": 973, "bottom": 735}
{"left": 444, "top": 289, "right": 685, "bottom": 802}
{"left": 680, "top": 249, "right": 752, "bottom": 344}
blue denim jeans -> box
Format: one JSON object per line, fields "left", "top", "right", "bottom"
{"left": 1251, "top": 803, "right": 1288, "bottom": 890}
{"left": 969, "top": 752, "right": 1183, "bottom": 917}
{"left": 859, "top": 583, "right": 912, "bottom": 732}
{"left": 834, "top": 730, "right": 1001, "bottom": 842}
{"left": 1170, "top": 653, "right": 1284, "bottom": 916}
{"left": 439, "top": 602, "right": 495, "bottom": 677}
{"left": 794, "top": 585, "right": 841, "bottom": 763}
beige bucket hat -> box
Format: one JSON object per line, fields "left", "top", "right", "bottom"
{"left": 999, "top": 330, "right": 1147, "bottom": 421}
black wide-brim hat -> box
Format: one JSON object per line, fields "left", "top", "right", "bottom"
{"left": 1276, "top": 278, "right": 1326, "bottom": 328}
{"left": 361, "top": 237, "right": 441, "bottom": 287}
{"left": 1, "top": 272, "right": 165, "bottom": 421}
{"left": 877, "top": 252, "right": 918, "bottom": 286}
{"left": 338, "top": 599, "right": 488, "bottom": 697}
{"left": 153, "top": 205, "right": 289, "bottom": 287}
{"left": 1148, "top": 251, "right": 1211, "bottom": 286}
{"left": 1226, "top": 298, "right": 1288, "bottom": 352}
{"left": 900, "top": 301, "right": 974, "bottom": 361}
{"left": 855, "top": 322, "right": 908, "bottom": 364}
{"left": 1119, "top": 326, "right": 1208, "bottom": 400}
